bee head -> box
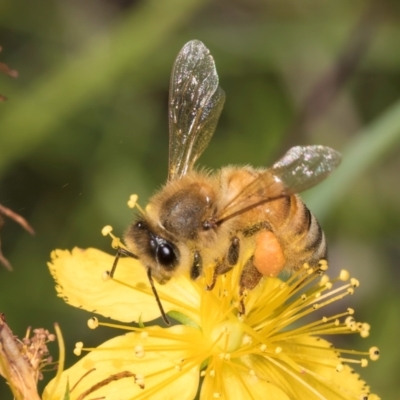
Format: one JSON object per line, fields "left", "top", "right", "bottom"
{"left": 124, "top": 219, "right": 180, "bottom": 284}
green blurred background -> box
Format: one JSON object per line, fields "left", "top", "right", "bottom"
{"left": 0, "top": 0, "right": 399, "bottom": 398}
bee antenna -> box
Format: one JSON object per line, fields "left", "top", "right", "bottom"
{"left": 147, "top": 268, "right": 171, "bottom": 326}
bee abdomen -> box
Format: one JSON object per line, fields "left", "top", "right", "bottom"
{"left": 282, "top": 197, "right": 327, "bottom": 267}
{"left": 304, "top": 211, "right": 327, "bottom": 261}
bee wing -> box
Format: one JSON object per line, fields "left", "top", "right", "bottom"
{"left": 168, "top": 40, "right": 225, "bottom": 180}
{"left": 217, "top": 146, "right": 341, "bottom": 223}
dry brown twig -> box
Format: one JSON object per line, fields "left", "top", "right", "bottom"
{"left": 0, "top": 46, "right": 18, "bottom": 102}
{"left": 0, "top": 204, "right": 35, "bottom": 270}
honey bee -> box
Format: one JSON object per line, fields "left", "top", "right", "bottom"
{"left": 111, "top": 40, "right": 341, "bottom": 323}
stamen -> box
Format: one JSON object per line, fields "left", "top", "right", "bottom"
{"left": 339, "top": 270, "right": 350, "bottom": 281}
{"left": 134, "top": 345, "right": 145, "bottom": 358}
{"left": 369, "top": 347, "right": 380, "bottom": 361}
{"left": 101, "top": 271, "right": 111, "bottom": 281}
{"left": 74, "top": 342, "right": 83, "bottom": 356}
{"left": 101, "top": 225, "right": 113, "bottom": 236}
{"left": 87, "top": 317, "right": 99, "bottom": 329}
{"left": 127, "top": 194, "right": 146, "bottom": 215}
{"left": 127, "top": 194, "right": 138, "bottom": 209}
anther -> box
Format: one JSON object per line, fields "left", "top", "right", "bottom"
{"left": 87, "top": 317, "right": 99, "bottom": 329}
{"left": 339, "top": 270, "right": 350, "bottom": 281}
{"left": 350, "top": 278, "right": 360, "bottom": 287}
{"left": 74, "top": 342, "right": 83, "bottom": 356}
{"left": 134, "top": 345, "right": 145, "bottom": 358}
{"left": 127, "top": 194, "right": 139, "bottom": 209}
{"left": 336, "top": 363, "right": 344, "bottom": 372}
{"left": 101, "top": 225, "right": 113, "bottom": 236}
{"left": 102, "top": 271, "right": 111, "bottom": 281}
{"left": 369, "top": 347, "right": 380, "bottom": 361}
{"left": 361, "top": 359, "right": 368, "bottom": 367}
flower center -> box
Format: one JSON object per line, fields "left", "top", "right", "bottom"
{"left": 209, "top": 320, "right": 243, "bottom": 353}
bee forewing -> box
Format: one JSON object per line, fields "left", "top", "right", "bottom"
{"left": 168, "top": 40, "right": 225, "bottom": 180}
{"left": 271, "top": 145, "right": 341, "bottom": 194}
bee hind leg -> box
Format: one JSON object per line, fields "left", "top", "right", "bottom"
{"left": 238, "top": 256, "right": 262, "bottom": 315}
{"left": 206, "top": 261, "right": 233, "bottom": 290}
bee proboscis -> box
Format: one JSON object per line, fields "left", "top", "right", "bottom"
{"left": 111, "top": 40, "right": 341, "bottom": 324}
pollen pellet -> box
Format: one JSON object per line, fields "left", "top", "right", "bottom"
{"left": 200, "top": 371, "right": 206, "bottom": 377}
{"left": 213, "top": 393, "right": 222, "bottom": 398}
{"left": 275, "top": 347, "right": 282, "bottom": 354}
{"left": 209, "top": 370, "right": 215, "bottom": 377}
{"left": 347, "top": 308, "right": 355, "bottom": 315}
{"left": 260, "top": 344, "right": 267, "bottom": 352}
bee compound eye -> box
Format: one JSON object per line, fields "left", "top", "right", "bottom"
{"left": 156, "top": 243, "right": 176, "bottom": 267}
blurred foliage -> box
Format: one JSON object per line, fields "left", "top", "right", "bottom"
{"left": 0, "top": 0, "right": 399, "bottom": 398}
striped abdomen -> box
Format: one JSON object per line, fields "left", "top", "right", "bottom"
{"left": 266, "top": 194, "right": 327, "bottom": 270}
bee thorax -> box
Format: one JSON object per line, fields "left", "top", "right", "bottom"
{"left": 159, "top": 185, "right": 214, "bottom": 239}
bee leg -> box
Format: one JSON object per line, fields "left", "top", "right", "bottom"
{"left": 190, "top": 250, "right": 203, "bottom": 280}
{"left": 110, "top": 247, "right": 138, "bottom": 278}
{"left": 206, "top": 261, "right": 231, "bottom": 290}
{"left": 238, "top": 256, "right": 262, "bottom": 315}
{"left": 206, "top": 269, "right": 218, "bottom": 291}
{"left": 206, "top": 236, "right": 240, "bottom": 290}
{"left": 227, "top": 236, "right": 240, "bottom": 265}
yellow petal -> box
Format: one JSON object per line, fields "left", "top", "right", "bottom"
{"left": 201, "top": 362, "right": 291, "bottom": 400}
{"left": 48, "top": 248, "right": 200, "bottom": 323}
{"left": 43, "top": 325, "right": 200, "bottom": 400}
{"left": 249, "top": 336, "right": 375, "bottom": 400}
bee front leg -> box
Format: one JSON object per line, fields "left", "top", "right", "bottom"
{"left": 238, "top": 256, "right": 263, "bottom": 315}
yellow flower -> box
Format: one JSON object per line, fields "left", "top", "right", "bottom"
{"left": 44, "top": 247, "right": 380, "bottom": 400}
